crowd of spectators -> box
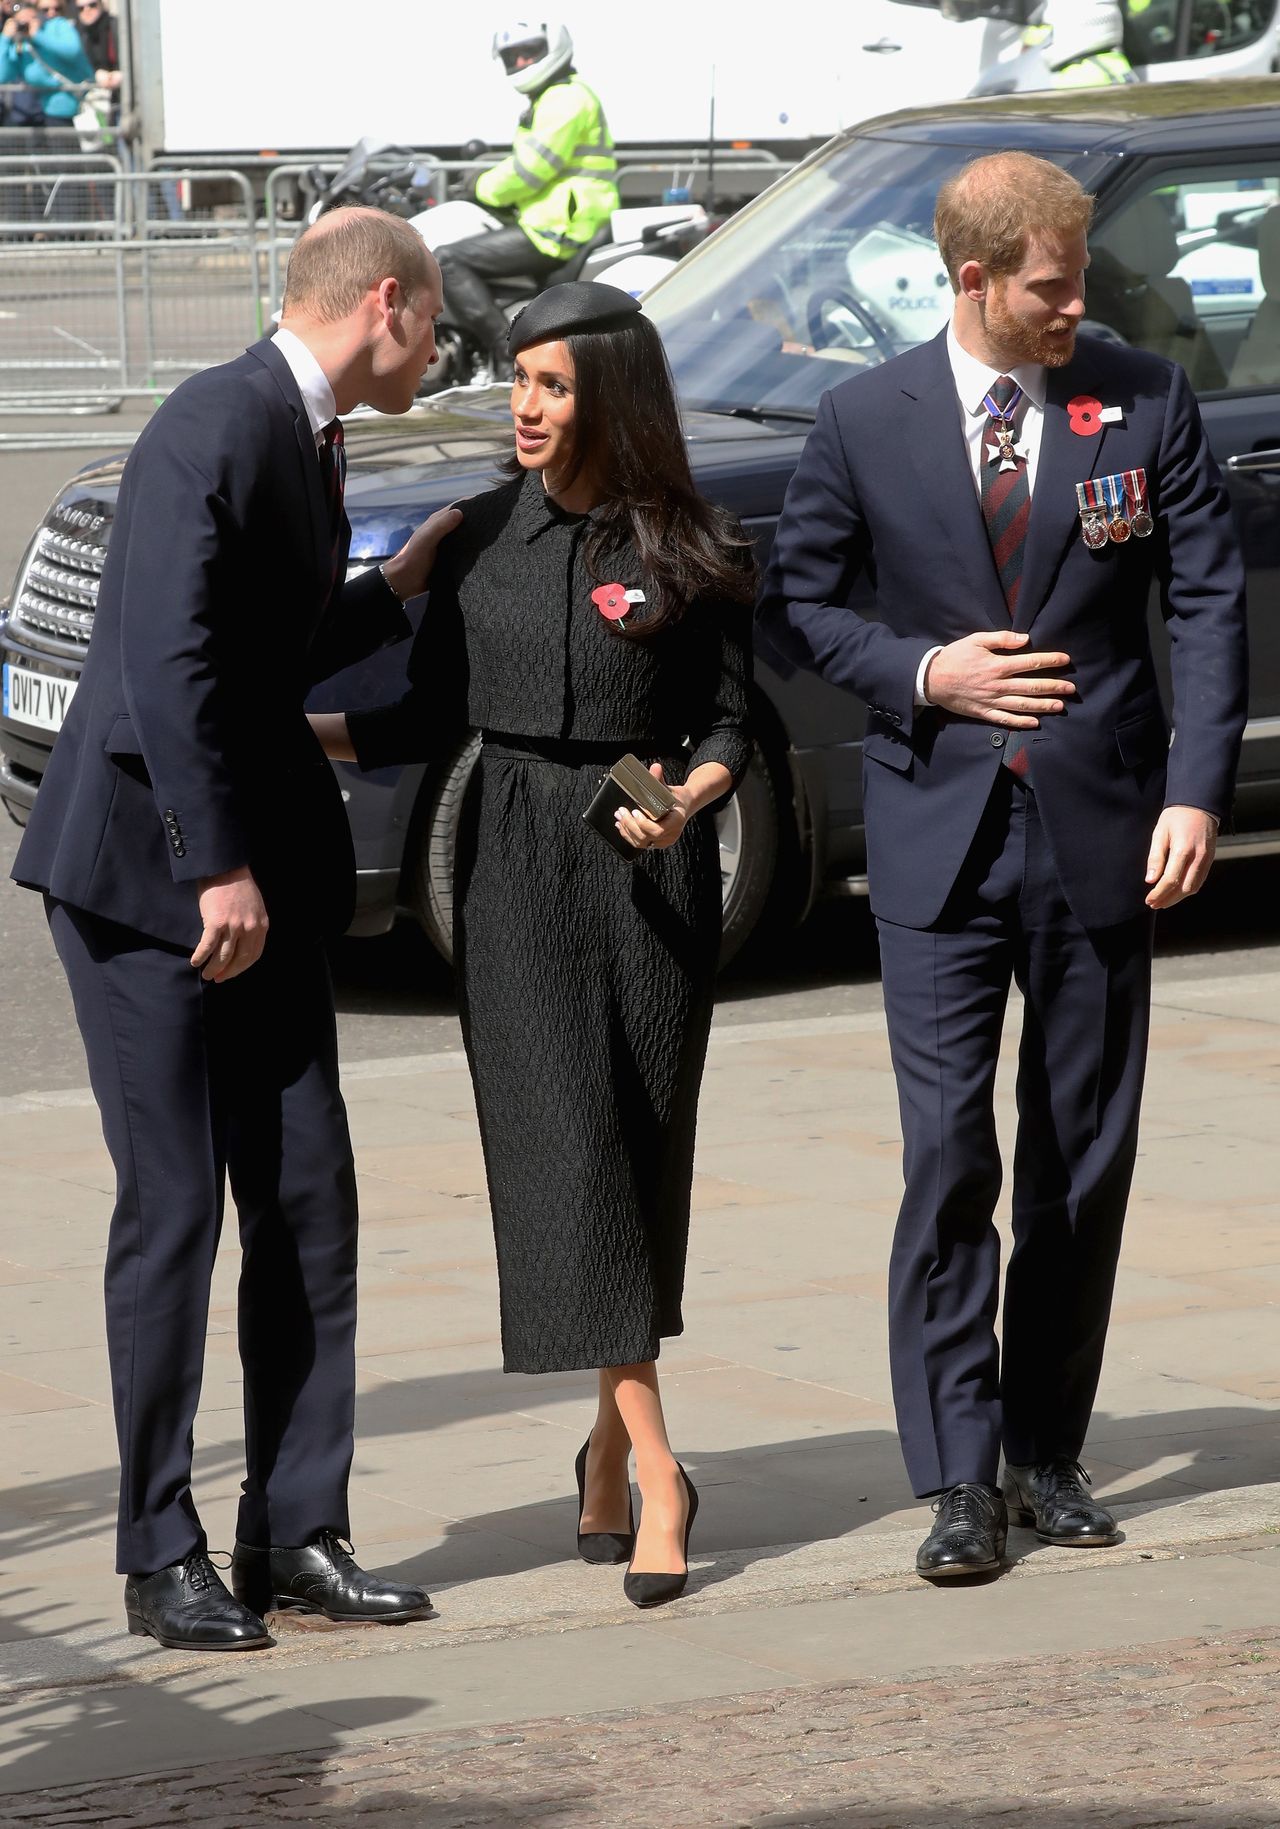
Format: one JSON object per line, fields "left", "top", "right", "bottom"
{"left": 0, "top": 0, "right": 120, "bottom": 138}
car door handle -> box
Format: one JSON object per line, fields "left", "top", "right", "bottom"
{"left": 1225, "top": 447, "right": 1280, "bottom": 473}
{"left": 862, "top": 38, "right": 903, "bottom": 52}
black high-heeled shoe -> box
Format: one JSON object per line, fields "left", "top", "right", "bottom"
{"left": 623, "top": 1464, "right": 699, "bottom": 1609}
{"left": 574, "top": 1436, "right": 636, "bottom": 1565}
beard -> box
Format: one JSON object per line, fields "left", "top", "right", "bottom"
{"left": 985, "top": 285, "right": 1076, "bottom": 368}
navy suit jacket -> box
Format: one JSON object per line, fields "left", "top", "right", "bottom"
{"left": 757, "top": 330, "right": 1249, "bottom": 930}
{"left": 12, "top": 337, "right": 409, "bottom": 948}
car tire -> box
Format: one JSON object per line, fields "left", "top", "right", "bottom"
{"left": 412, "top": 734, "right": 782, "bottom": 970}
{"left": 412, "top": 731, "right": 482, "bottom": 962}
{"left": 716, "top": 742, "right": 779, "bottom": 968}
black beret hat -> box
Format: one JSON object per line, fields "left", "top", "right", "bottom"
{"left": 507, "top": 280, "right": 642, "bottom": 357}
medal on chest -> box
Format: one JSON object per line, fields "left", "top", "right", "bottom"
{"left": 1124, "top": 467, "right": 1153, "bottom": 538}
{"left": 1101, "top": 473, "right": 1131, "bottom": 543}
{"left": 1075, "top": 478, "right": 1110, "bottom": 550}
{"left": 982, "top": 383, "right": 1030, "bottom": 473}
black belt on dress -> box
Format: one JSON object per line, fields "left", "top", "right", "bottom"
{"left": 481, "top": 731, "right": 686, "bottom": 764}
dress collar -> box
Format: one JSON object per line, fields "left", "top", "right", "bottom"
{"left": 514, "top": 466, "right": 600, "bottom": 543}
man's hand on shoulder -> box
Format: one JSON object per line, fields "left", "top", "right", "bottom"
{"left": 923, "top": 631, "right": 1076, "bottom": 729}
{"left": 381, "top": 506, "right": 463, "bottom": 603}
{"left": 1145, "top": 806, "right": 1218, "bottom": 910}
{"left": 191, "top": 866, "right": 268, "bottom": 983}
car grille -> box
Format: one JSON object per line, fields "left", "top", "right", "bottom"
{"left": 10, "top": 505, "right": 109, "bottom": 652}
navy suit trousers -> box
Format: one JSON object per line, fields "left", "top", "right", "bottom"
{"left": 48, "top": 902, "right": 358, "bottom": 1575}
{"left": 875, "top": 774, "right": 1154, "bottom": 1497}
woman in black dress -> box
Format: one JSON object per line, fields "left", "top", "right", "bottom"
{"left": 311, "top": 283, "right": 755, "bottom": 1606}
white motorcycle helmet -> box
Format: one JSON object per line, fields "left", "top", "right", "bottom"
{"left": 1039, "top": 0, "right": 1125, "bottom": 72}
{"left": 492, "top": 20, "right": 574, "bottom": 96}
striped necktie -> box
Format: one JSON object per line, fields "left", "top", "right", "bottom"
{"left": 980, "top": 375, "right": 1030, "bottom": 616}
{"left": 319, "top": 418, "right": 346, "bottom": 591}
{"left": 320, "top": 419, "right": 346, "bottom": 526}
{"left": 980, "top": 376, "right": 1032, "bottom": 780}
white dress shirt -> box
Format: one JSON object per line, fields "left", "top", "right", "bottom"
{"left": 272, "top": 325, "right": 337, "bottom": 453}
{"left": 915, "top": 324, "right": 1049, "bottom": 705}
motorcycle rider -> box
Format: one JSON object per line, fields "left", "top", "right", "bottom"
{"left": 438, "top": 19, "right": 619, "bottom": 376}
{"left": 1023, "top": 0, "right": 1138, "bottom": 87}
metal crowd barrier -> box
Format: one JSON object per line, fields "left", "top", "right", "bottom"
{"left": 0, "top": 166, "right": 261, "bottom": 433}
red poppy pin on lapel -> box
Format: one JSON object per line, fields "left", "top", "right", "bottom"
{"left": 592, "top": 583, "right": 645, "bottom": 622}
{"left": 1067, "top": 395, "right": 1124, "bottom": 436}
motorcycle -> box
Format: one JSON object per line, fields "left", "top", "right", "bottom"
{"left": 305, "top": 139, "right": 710, "bottom": 393}
{"left": 304, "top": 136, "right": 442, "bottom": 225}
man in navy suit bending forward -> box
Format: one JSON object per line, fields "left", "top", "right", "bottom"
{"left": 758, "top": 153, "right": 1248, "bottom": 1579}
{"left": 12, "top": 208, "right": 460, "bottom": 1647}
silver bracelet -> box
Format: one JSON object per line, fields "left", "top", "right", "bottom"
{"left": 378, "top": 562, "right": 407, "bottom": 605}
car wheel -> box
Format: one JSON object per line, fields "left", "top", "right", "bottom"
{"left": 412, "top": 731, "right": 481, "bottom": 962}
{"left": 717, "top": 743, "right": 779, "bottom": 967}
{"left": 413, "top": 735, "right": 782, "bottom": 969}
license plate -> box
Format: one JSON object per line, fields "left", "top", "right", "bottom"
{"left": 2, "top": 661, "right": 77, "bottom": 735}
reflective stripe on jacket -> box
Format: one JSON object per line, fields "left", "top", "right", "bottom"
{"left": 475, "top": 76, "right": 619, "bottom": 259}
{"left": 1019, "top": 24, "right": 1137, "bottom": 89}
{"left": 1053, "top": 49, "right": 1138, "bottom": 86}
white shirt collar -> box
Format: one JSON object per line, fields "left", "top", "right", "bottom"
{"left": 272, "top": 325, "right": 337, "bottom": 447}
{"left": 946, "top": 321, "right": 1046, "bottom": 417}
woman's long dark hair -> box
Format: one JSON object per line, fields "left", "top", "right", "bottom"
{"left": 506, "top": 312, "right": 757, "bottom": 638}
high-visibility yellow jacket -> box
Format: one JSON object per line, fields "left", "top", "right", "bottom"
{"left": 1021, "top": 23, "right": 1138, "bottom": 86}
{"left": 475, "top": 76, "right": 619, "bottom": 261}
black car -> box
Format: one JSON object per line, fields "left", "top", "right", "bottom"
{"left": 5, "top": 79, "right": 1280, "bottom": 962}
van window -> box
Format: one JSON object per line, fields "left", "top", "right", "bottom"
{"left": 1087, "top": 166, "right": 1280, "bottom": 392}
{"left": 1186, "top": 0, "right": 1274, "bottom": 56}
{"left": 1126, "top": 0, "right": 1277, "bottom": 60}
{"left": 1123, "top": 0, "right": 1182, "bottom": 62}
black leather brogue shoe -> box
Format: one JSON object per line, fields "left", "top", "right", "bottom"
{"left": 1002, "top": 1459, "right": 1120, "bottom": 1546}
{"left": 124, "top": 1551, "right": 272, "bottom": 1651}
{"left": 231, "top": 1531, "right": 432, "bottom": 1623}
{"left": 916, "top": 1483, "right": 1008, "bottom": 1580}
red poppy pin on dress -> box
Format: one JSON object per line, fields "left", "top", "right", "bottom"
{"left": 592, "top": 583, "right": 645, "bottom": 622}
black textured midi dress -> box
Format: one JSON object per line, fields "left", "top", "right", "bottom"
{"left": 347, "top": 471, "right": 753, "bottom": 1372}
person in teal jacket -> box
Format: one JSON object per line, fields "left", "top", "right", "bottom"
{"left": 439, "top": 19, "right": 620, "bottom": 378}
{"left": 0, "top": 3, "right": 94, "bottom": 123}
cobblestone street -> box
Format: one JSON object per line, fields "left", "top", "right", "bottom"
{"left": 7, "top": 1627, "right": 1280, "bottom": 1827}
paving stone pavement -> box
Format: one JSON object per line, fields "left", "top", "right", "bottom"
{"left": 4, "top": 1627, "right": 1280, "bottom": 1827}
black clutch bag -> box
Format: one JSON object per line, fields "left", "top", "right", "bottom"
{"left": 582, "top": 752, "right": 677, "bottom": 859}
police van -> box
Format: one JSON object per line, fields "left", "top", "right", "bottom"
{"left": 857, "top": 0, "right": 1280, "bottom": 113}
